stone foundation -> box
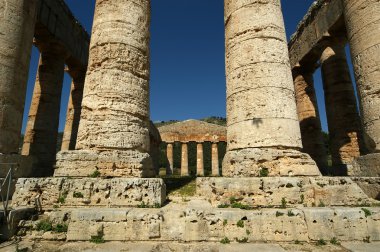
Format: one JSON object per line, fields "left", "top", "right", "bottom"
{"left": 222, "top": 148, "right": 321, "bottom": 177}
{"left": 348, "top": 153, "right": 380, "bottom": 177}
{"left": 196, "top": 177, "right": 373, "bottom": 207}
{"left": 12, "top": 177, "right": 166, "bottom": 209}
{"left": 22, "top": 206, "right": 380, "bottom": 242}
{"left": 55, "top": 150, "right": 155, "bottom": 178}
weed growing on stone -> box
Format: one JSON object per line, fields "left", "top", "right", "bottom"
{"left": 287, "top": 210, "right": 295, "bottom": 217}
{"left": 231, "top": 202, "right": 252, "bottom": 210}
{"left": 218, "top": 204, "right": 230, "bottom": 208}
{"left": 73, "top": 192, "right": 84, "bottom": 198}
{"left": 294, "top": 240, "right": 301, "bottom": 245}
{"left": 316, "top": 182, "right": 325, "bottom": 188}
{"left": 246, "top": 229, "right": 251, "bottom": 235}
{"left": 236, "top": 237, "right": 248, "bottom": 243}
{"left": 36, "top": 220, "right": 53, "bottom": 232}
{"left": 363, "top": 236, "right": 371, "bottom": 243}
{"left": 58, "top": 191, "right": 68, "bottom": 204}
{"left": 90, "top": 234, "right": 105, "bottom": 244}
{"left": 223, "top": 219, "right": 227, "bottom": 226}
{"left": 318, "top": 201, "right": 325, "bottom": 207}
{"left": 316, "top": 239, "right": 327, "bottom": 246}
{"left": 362, "top": 208, "right": 372, "bottom": 217}
{"left": 276, "top": 211, "right": 284, "bottom": 217}
{"left": 220, "top": 237, "right": 230, "bottom": 244}
{"left": 53, "top": 223, "right": 68, "bottom": 233}
{"left": 300, "top": 194, "right": 304, "bottom": 204}
{"left": 330, "top": 237, "right": 340, "bottom": 245}
{"left": 286, "top": 183, "right": 293, "bottom": 188}
{"left": 259, "top": 168, "right": 269, "bottom": 177}
{"left": 281, "top": 198, "right": 287, "bottom": 209}
{"left": 237, "top": 220, "right": 244, "bottom": 228}
{"left": 89, "top": 170, "right": 101, "bottom": 178}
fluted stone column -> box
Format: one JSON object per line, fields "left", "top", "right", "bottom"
{"left": 22, "top": 45, "right": 65, "bottom": 177}
{"left": 166, "top": 143, "right": 174, "bottom": 176}
{"left": 320, "top": 38, "right": 363, "bottom": 173}
{"left": 223, "top": 0, "right": 320, "bottom": 177}
{"left": 0, "top": 0, "right": 38, "bottom": 154}
{"left": 343, "top": 0, "right": 380, "bottom": 154}
{"left": 181, "top": 143, "right": 189, "bottom": 176}
{"left": 55, "top": 0, "right": 155, "bottom": 177}
{"left": 293, "top": 65, "right": 327, "bottom": 172}
{"left": 197, "top": 143, "right": 204, "bottom": 176}
{"left": 211, "top": 143, "right": 219, "bottom": 176}
{"left": 61, "top": 68, "right": 86, "bottom": 151}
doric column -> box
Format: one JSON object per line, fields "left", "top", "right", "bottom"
{"left": 196, "top": 143, "right": 204, "bottom": 176}
{"left": 181, "top": 143, "right": 189, "bottom": 176}
{"left": 293, "top": 65, "right": 328, "bottom": 172}
{"left": 0, "top": 0, "right": 38, "bottom": 154}
{"left": 223, "top": 0, "right": 320, "bottom": 177}
{"left": 166, "top": 143, "right": 174, "bottom": 176}
{"left": 320, "top": 38, "right": 363, "bottom": 171}
{"left": 55, "top": 0, "right": 155, "bottom": 177}
{"left": 343, "top": 0, "right": 380, "bottom": 153}
{"left": 61, "top": 67, "right": 86, "bottom": 151}
{"left": 22, "top": 44, "right": 65, "bottom": 177}
{"left": 211, "top": 142, "right": 219, "bottom": 176}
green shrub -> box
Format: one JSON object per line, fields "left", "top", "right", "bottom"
{"left": 246, "top": 229, "right": 251, "bottom": 235}
{"left": 218, "top": 204, "right": 230, "bottom": 208}
{"left": 53, "top": 223, "right": 68, "bottom": 233}
{"left": 90, "top": 235, "right": 105, "bottom": 244}
{"left": 220, "top": 237, "right": 230, "bottom": 244}
{"left": 276, "top": 211, "right": 284, "bottom": 217}
{"left": 73, "top": 192, "right": 84, "bottom": 198}
{"left": 89, "top": 170, "right": 101, "bottom": 178}
{"left": 237, "top": 220, "right": 244, "bottom": 228}
{"left": 316, "top": 239, "right": 327, "bottom": 246}
{"left": 231, "top": 202, "right": 252, "bottom": 210}
{"left": 330, "top": 237, "right": 340, "bottom": 245}
{"left": 36, "top": 220, "right": 52, "bottom": 232}
{"left": 362, "top": 208, "right": 372, "bottom": 217}
{"left": 259, "top": 168, "right": 269, "bottom": 177}
{"left": 281, "top": 198, "right": 287, "bottom": 209}
{"left": 223, "top": 219, "right": 227, "bottom": 226}
{"left": 287, "top": 210, "right": 295, "bottom": 217}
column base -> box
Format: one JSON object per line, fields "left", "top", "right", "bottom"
{"left": 196, "top": 177, "right": 374, "bottom": 208}
{"left": 0, "top": 154, "right": 35, "bottom": 178}
{"left": 12, "top": 177, "right": 166, "bottom": 209}
{"left": 348, "top": 153, "right": 380, "bottom": 177}
{"left": 55, "top": 150, "right": 155, "bottom": 178}
{"left": 222, "top": 148, "right": 321, "bottom": 177}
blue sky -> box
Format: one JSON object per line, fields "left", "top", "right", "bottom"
{"left": 23, "top": 0, "right": 357, "bottom": 133}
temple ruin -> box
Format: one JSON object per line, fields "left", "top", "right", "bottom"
{"left": 0, "top": 0, "right": 380, "bottom": 250}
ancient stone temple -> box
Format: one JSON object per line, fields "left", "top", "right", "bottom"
{"left": 1, "top": 0, "right": 380, "bottom": 250}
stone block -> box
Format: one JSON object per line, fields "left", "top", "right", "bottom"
{"left": 352, "top": 177, "right": 380, "bottom": 200}
{"left": 348, "top": 153, "right": 380, "bottom": 177}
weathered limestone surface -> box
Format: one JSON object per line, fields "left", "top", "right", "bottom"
{"left": 223, "top": 0, "right": 320, "bottom": 177}
{"left": 0, "top": 0, "right": 38, "bottom": 154}
{"left": 181, "top": 143, "right": 189, "bottom": 176}
{"left": 320, "top": 38, "right": 363, "bottom": 170}
{"left": 55, "top": 0, "right": 155, "bottom": 177}
{"left": 22, "top": 47, "right": 65, "bottom": 177}
{"left": 343, "top": 0, "right": 380, "bottom": 153}
{"left": 196, "top": 143, "right": 204, "bottom": 176}
{"left": 211, "top": 143, "right": 220, "bottom": 176}
{"left": 352, "top": 177, "right": 380, "bottom": 200}
{"left": 196, "top": 177, "right": 373, "bottom": 207}
{"left": 166, "top": 143, "right": 173, "bottom": 175}
{"left": 32, "top": 206, "right": 380, "bottom": 242}
{"left": 293, "top": 65, "right": 327, "bottom": 170}
{"left": 349, "top": 154, "right": 380, "bottom": 177}
{"left": 61, "top": 68, "right": 86, "bottom": 151}
{"left": 12, "top": 177, "right": 166, "bottom": 208}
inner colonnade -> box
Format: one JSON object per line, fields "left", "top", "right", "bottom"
{"left": 0, "top": 0, "right": 379, "bottom": 179}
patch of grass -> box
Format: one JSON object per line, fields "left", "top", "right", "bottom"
{"left": 236, "top": 237, "right": 248, "bottom": 243}
{"left": 316, "top": 182, "right": 325, "bottom": 188}
{"left": 53, "top": 223, "right": 68, "bottom": 233}
{"left": 287, "top": 210, "right": 295, "bottom": 217}
{"left": 36, "top": 220, "right": 52, "bottom": 232}
{"left": 276, "top": 211, "right": 284, "bottom": 217}
{"left": 229, "top": 196, "right": 237, "bottom": 204}
{"left": 363, "top": 236, "right": 370, "bottom": 243}
{"left": 316, "top": 239, "right": 327, "bottom": 246}
{"left": 218, "top": 204, "right": 230, "bottom": 208}
{"left": 231, "top": 202, "right": 252, "bottom": 210}
{"left": 220, "top": 237, "right": 230, "bottom": 244}
{"left": 57, "top": 192, "right": 68, "bottom": 204}
{"left": 286, "top": 183, "right": 294, "bottom": 188}
{"left": 90, "top": 234, "right": 105, "bottom": 244}
{"left": 89, "top": 170, "right": 101, "bottom": 178}
{"left": 223, "top": 219, "right": 228, "bottom": 226}
{"left": 164, "top": 177, "right": 196, "bottom": 197}
{"left": 330, "top": 237, "right": 340, "bottom": 245}
{"left": 237, "top": 220, "right": 244, "bottom": 228}
{"left": 318, "top": 201, "right": 325, "bottom": 207}
{"left": 73, "top": 192, "right": 84, "bottom": 198}
{"left": 300, "top": 194, "right": 305, "bottom": 204}
{"left": 362, "top": 208, "right": 372, "bottom": 217}
{"left": 246, "top": 229, "right": 251, "bottom": 235}
{"left": 259, "top": 168, "right": 269, "bottom": 177}
{"left": 281, "top": 198, "right": 287, "bottom": 209}
{"left": 295, "top": 240, "right": 301, "bottom": 245}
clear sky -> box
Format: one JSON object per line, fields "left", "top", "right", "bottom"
{"left": 22, "top": 0, "right": 357, "bottom": 133}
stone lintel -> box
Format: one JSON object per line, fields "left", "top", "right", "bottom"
{"left": 12, "top": 177, "right": 166, "bottom": 209}
{"left": 196, "top": 177, "right": 374, "bottom": 208}
{"left": 55, "top": 150, "right": 156, "bottom": 178}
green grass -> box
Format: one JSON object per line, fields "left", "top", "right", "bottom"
{"left": 281, "top": 198, "right": 287, "bottom": 209}
{"left": 276, "top": 211, "right": 284, "bottom": 217}
{"left": 90, "top": 235, "right": 105, "bottom": 244}
{"left": 89, "top": 170, "right": 101, "bottom": 178}
{"left": 163, "top": 176, "right": 196, "bottom": 197}
{"left": 220, "top": 237, "right": 230, "bottom": 244}
{"left": 36, "top": 220, "right": 52, "bottom": 232}
{"left": 73, "top": 192, "right": 84, "bottom": 198}
{"left": 53, "top": 223, "right": 68, "bottom": 233}
{"left": 316, "top": 239, "right": 327, "bottom": 246}
{"left": 237, "top": 220, "right": 244, "bottom": 228}
{"left": 259, "top": 168, "right": 269, "bottom": 177}
{"left": 330, "top": 237, "right": 340, "bottom": 245}
{"left": 287, "top": 210, "right": 295, "bottom": 217}
{"left": 362, "top": 208, "right": 372, "bottom": 217}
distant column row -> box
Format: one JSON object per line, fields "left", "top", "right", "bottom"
{"left": 165, "top": 142, "right": 222, "bottom": 177}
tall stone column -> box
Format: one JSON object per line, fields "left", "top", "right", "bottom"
{"left": 293, "top": 65, "right": 327, "bottom": 172}
{"left": 196, "top": 143, "right": 204, "bottom": 176}
{"left": 320, "top": 38, "right": 363, "bottom": 173}
{"left": 211, "top": 142, "right": 219, "bottom": 176}
{"left": 0, "top": 0, "right": 38, "bottom": 155}
{"left": 343, "top": 0, "right": 380, "bottom": 154}
{"left": 61, "top": 67, "right": 86, "bottom": 151}
{"left": 55, "top": 0, "right": 155, "bottom": 177}
{"left": 223, "top": 0, "right": 320, "bottom": 177}
{"left": 181, "top": 143, "right": 189, "bottom": 176}
{"left": 166, "top": 143, "right": 174, "bottom": 176}
{"left": 22, "top": 44, "right": 65, "bottom": 177}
